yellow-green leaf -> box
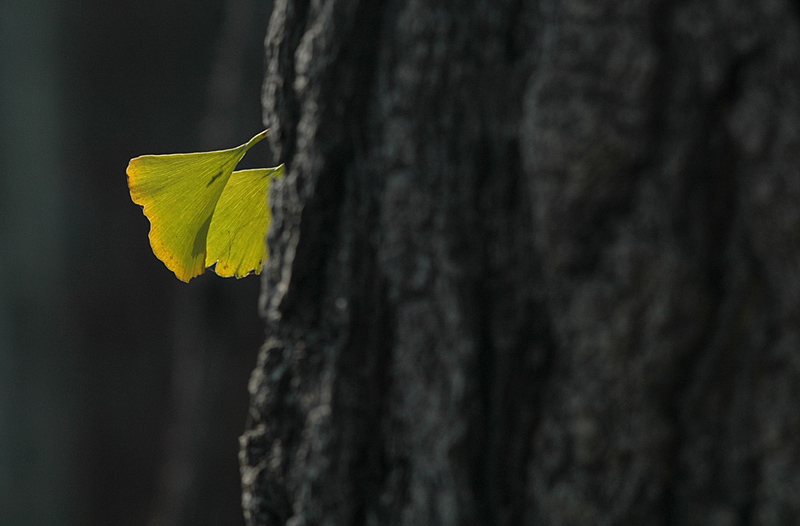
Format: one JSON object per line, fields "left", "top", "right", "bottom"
{"left": 127, "top": 130, "right": 280, "bottom": 282}
{"left": 206, "top": 166, "right": 283, "bottom": 278}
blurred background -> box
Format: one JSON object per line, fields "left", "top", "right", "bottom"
{"left": 0, "top": 1, "right": 274, "bottom": 525}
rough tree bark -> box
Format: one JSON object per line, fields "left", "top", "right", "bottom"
{"left": 240, "top": 0, "right": 800, "bottom": 524}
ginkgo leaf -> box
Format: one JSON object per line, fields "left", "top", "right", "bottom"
{"left": 206, "top": 166, "right": 284, "bottom": 278}
{"left": 126, "top": 130, "right": 281, "bottom": 282}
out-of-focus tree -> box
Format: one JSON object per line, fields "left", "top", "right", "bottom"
{"left": 1, "top": 2, "right": 74, "bottom": 525}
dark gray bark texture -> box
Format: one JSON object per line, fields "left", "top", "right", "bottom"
{"left": 240, "top": 0, "right": 800, "bottom": 524}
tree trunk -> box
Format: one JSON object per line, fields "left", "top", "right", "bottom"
{"left": 241, "top": 0, "right": 800, "bottom": 524}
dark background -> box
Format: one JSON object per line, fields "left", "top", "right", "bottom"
{"left": 0, "top": 1, "right": 273, "bottom": 525}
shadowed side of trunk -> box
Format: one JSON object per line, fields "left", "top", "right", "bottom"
{"left": 242, "top": 1, "right": 800, "bottom": 525}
